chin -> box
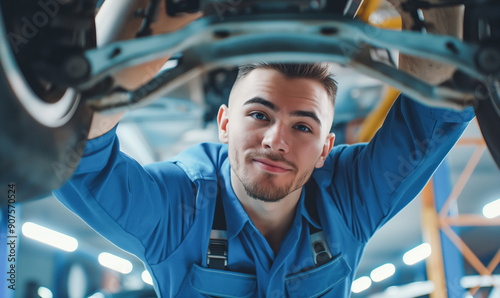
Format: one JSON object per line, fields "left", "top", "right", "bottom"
{"left": 247, "top": 190, "right": 287, "bottom": 203}
{"left": 243, "top": 179, "right": 293, "bottom": 203}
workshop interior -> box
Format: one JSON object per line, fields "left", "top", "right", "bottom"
{"left": 1, "top": 0, "right": 500, "bottom": 297}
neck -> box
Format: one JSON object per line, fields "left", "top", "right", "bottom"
{"left": 231, "top": 170, "right": 302, "bottom": 254}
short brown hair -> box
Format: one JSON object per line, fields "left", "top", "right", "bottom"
{"left": 235, "top": 62, "right": 338, "bottom": 106}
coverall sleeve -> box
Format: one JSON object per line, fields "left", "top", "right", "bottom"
{"left": 321, "top": 94, "right": 475, "bottom": 242}
{"left": 52, "top": 125, "right": 197, "bottom": 264}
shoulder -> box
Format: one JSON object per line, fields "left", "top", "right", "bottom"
{"left": 398, "top": 94, "right": 475, "bottom": 123}
{"left": 167, "top": 142, "right": 228, "bottom": 181}
{"left": 312, "top": 143, "right": 366, "bottom": 184}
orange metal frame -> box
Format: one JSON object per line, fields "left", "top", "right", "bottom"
{"left": 422, "top": 131, "right": 500, "bottom": 297}
{"left": 354, "top": 2, "right": 500, "bottom": 295}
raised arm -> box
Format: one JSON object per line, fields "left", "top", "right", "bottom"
{"left": 54, "top": 0, "right": 203, "bottom": 262}
{"left": 53, "top": 124, "right": 199, "bottom": 264}
{"left": 88, "top": 0, "right": 202, "bottom": 139}
{"left": 319, "top": 1, "right": 475, "bottom": 242}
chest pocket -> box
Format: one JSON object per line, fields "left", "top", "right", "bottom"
{"left": 189, "top": 263, "right": 257, "bottom": 297}
{"left": 285, "top": 254, "right": 351, "bottom": 298}
{"left": 188, "top": 254, "right": 351, "bottom": 298}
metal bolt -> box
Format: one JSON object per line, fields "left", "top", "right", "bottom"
{"left": 446, "top": 42, "right": 459, "bottom": 55}
{"left": 320, "top": 27, "right": 338, "bottom": 35}
{"left": 477, "top": 47, "right": 500, "bottom": 74}
{"left": 214, "top": 30, "right": 230, "bottom": 38}
{"left": 64, "top": 55, "right": 89, "bottom": 80}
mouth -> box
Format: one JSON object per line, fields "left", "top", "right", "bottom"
{"left": 253, "top": 158, "right": 292, "bottom": 174}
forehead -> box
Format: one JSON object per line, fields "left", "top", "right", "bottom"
{"left": 230, "top": 69, "right": 333, "bottom": 116}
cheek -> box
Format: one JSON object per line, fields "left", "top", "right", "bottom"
{"left": 232, "top": 124, "right": 262, "bottom": 146}
{"left": 227, "top": 131, "right": 250, "bottom": 161}
{"left": 297, "top": 142, "right": 323, "bottom": 166}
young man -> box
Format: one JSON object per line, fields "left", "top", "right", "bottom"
{"left": 53, "top": 0, "right": 474, "bottom": 297}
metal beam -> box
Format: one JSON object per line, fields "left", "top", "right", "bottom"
{"left": 423, "top": 135, "right": 500, "bottom": 296}
{"left": 421, "top": 179, "right": 448, "bottom": 298}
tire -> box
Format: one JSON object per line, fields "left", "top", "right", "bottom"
{"left": 0, "top": 0, "right": 96, "bottom": 203}
{"left": 475, "top": 91, "right": 500, "bottom": 169}
{"left": 464, "top": 1, "right": 500, "bottom": 169}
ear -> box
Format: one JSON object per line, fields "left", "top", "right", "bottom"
{"left": 315, "top": 132, "right": 335, "bottom": 168}
{"left": 217, "top": 104, "right": 229, "bottom": 144}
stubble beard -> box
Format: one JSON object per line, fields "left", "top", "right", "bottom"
{"left": 231, "top": 149, "right": 312, "bottom": 203}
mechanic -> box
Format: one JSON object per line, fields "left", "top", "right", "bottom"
{"left": 53, "top": 0, "right": 474, "bottom": 296}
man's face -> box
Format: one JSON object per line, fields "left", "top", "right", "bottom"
{"left": 217, "top": 68, "right": 335, "bottom": 202}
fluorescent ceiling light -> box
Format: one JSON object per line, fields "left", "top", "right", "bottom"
{"left": 483, "top": 199, "right": 500, "bottom": 219}
{"left": 38, "top": 287, "right": 53, "bottom": 298}
{"left": 370, "top": 263, "right": 396, "bottom": 282}
{"left": 352, "top": 276, "right": 372, "bottom": 293}
{"left": 142, "top": 270, "right": 153, "bottom": 285}
{"left": 460, "top": 274, "right": 500, "bottom": 288}
{"left": 22, "top": 222, "right": 78, "bottom": 252}
{"left": 98, "top": 252, "right": 133, "bottom": 274}
{"left": 403, "top": 243, "right": 431, "bottom": 265}
{"left": 369, "top": 281, "right": 435, "bottom": 298}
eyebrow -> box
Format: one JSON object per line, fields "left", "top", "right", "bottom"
{"left": 291, "top": 111, "right": 322, "bottom": 127}
{"left": 243, "top": 97, "right": 278, "bottom": 112}
{"left": 243, "top": 97, "right": 322, "bottom": 127}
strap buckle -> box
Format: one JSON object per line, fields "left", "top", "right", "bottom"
{"left": 207, "top": 230, "right": 228, "bottom": 270}
{"left": 310, "top": 231, "right": 333, "bottom": 266}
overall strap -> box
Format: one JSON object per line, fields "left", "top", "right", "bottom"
{"left": 305, "top": 179, "right": 334, "bottom": 267}
{"left": 207, "top": 187, "right": 228, "bottom": 270}
{"left": 207, "top": 180, "right": 333, "bottom": 270}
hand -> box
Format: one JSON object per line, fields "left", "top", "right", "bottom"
{"left": 97, "top": 0, "right": 203, "bottom": 90}
{"left": 384, "top": 0, "right": 464, "bottom": 84}
{"left": 88, "top": 0, "right": 203, "bottom": 139}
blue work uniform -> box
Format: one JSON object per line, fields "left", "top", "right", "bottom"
{"left": 53, "top": 94, "right": 474, "bottom": 297}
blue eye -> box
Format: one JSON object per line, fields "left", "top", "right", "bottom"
{"left": 295, "top": 125, "right": 311, "bottom": 133}
{"left": 251, "top": 112, "right": 268, "bottom": 121}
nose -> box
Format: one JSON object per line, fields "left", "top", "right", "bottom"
{"left": 262, "top": 122, "right": 289, "bottom": 153}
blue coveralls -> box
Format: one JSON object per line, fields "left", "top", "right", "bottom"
{"left": 53, "top": 95, "right": 475, "bottom": 297}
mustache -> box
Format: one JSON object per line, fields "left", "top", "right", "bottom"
{"left": 246, "top": 151, "right": 296, "bottom": 170}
